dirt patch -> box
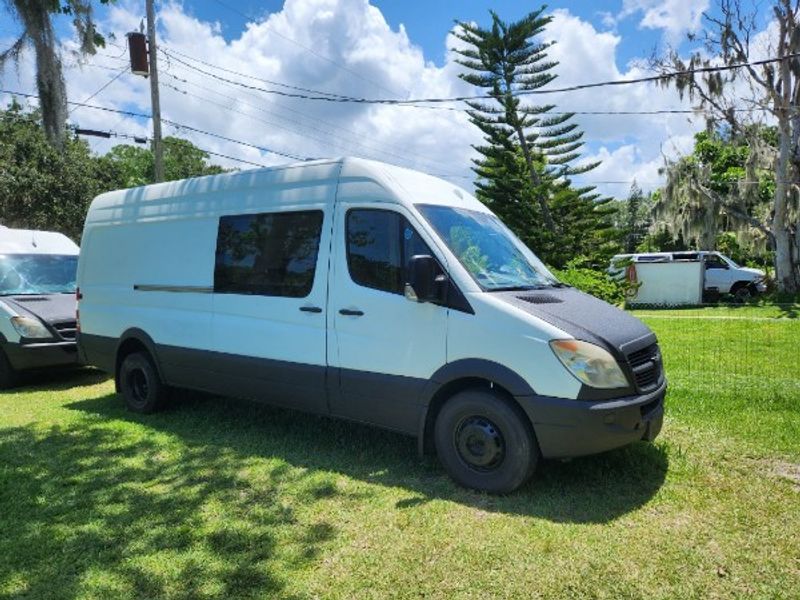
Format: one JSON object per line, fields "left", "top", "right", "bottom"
{"left": 772, "top": 461, "right": 800, "bottom": 490}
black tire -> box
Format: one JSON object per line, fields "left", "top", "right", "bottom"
{"left": 435, "top": 388, "right": 538, "bottom": 494}
{"left": 0, "top": 349, "right": 18, "bottom": 389}
{"left": 118, "top": 351, "right": 167, "bottom": 413}
{"left": 731, "top": 283, "right": 755, "bottom": 304}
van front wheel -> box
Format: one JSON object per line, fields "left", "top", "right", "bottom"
{"left": 435, "top": 389, "right": 538, "bottom": 494}
{"left": 119, "top": 351, "right": 167, "bottom": 413}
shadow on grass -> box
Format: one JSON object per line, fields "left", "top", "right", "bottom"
{"left": 11, "top": 366, "right": 108, "bottom": 391}
{"left": 0, "top": 386, "right": 668, "bottom": 598}
{"left": 0, "top": 413, "right": 332, "bottom": 599}
{"left": 68, "top": 391, "right": 668, "bottom": 523}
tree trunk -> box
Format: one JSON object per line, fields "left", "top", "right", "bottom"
{"left": 514, "top": 123, "right": 557, "bottom": 233}
{"left": 701, "top": 201, "right": 716, "bottom": 250}
{"left": 772, "top": 119, "right": 798, "bottom": 293}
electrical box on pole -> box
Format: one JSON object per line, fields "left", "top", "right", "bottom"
{"left": 126, "top": 32, "right": 149, "bottom": 76}
{"left": 128, "top": 1, "right": 164, "bottom": 183}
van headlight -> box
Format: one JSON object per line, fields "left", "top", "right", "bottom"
{"left": 10, "top": 316, "right": 52, "bottom": 339}
{"left": 549, "top": 339, "right": 629, "bottom": 389}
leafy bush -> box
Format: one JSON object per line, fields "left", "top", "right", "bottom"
{"left": 552, "top": 262, "right": 625, "bottom": 305}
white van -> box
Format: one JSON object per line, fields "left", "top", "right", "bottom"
{"left": 611, "top": 251, "right": 767, "bottom": 301}
{"left": 77, "top": 158, "right": 665, "bottom": 493}
{"left": 0, "top": 227, "right": 80, "bottom": 387}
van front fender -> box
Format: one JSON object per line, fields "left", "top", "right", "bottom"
{"left": 416, "top": 359, "right": 536, "bottom": 455}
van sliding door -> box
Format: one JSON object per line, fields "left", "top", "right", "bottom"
{"left": 208, "top": 208, "right": 331, "bottom": 413}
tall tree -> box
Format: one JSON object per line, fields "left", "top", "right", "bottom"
{"left": 653, "top": 128, "right": 774, "bottom": 255}
{"left": 452, "top": 8, "right": 604, "bottom": 265}
{"left": 654, "top": 0, "right": 800, "bottom": 292}
{"left": 0, "top": 101, "right": 121, "bottom": 239}
{"left": 625, "top": 182, "right": 643, "bottom": 253}
{"left": 0, "top": 103, "right": 226, "bottom": 239}
{"left": 106, "top": 138, "right": 226, "bottom": 188}
{"left": 0, "top": 0, "right": 110, "bottom": 148}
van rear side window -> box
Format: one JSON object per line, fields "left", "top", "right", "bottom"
{"left": 214, "top": 210, "right": 323, "bottom": 297}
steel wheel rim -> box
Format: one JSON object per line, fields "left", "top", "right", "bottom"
{"left": 129, "top": 368, "right": 149, "bottom": 405}
{"left": 454, "top": 415, "right": 506, "bottom": 472}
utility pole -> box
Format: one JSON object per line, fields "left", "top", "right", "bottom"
{"left": 145, "top": 0, "right": 164, "bottom": 182}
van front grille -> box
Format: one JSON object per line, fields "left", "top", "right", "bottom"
{"left": 52, "top": 320, "right": 77, "bottom": 341}
{"left": 626, "top": 343, "right": 662, "bottom": 391}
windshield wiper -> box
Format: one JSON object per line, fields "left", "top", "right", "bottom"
{"left": 489, "top": 285, "right": 548, "bottom": 292}
{"left": 490, "top": 282, "right": 570, "bottom": 292}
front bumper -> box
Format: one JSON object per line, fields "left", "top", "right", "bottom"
{"left": 755, "top": 281, "right": 768, "bottom": 293}
{"left": 2, "top": 340, "right": 79, "bottom": 371}
{"left": 517, "top": 380, "right": 666, "bottom": 459}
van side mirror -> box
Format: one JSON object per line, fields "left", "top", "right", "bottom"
{"left": 405, "top": 255, "right": 443, "bottom": 303}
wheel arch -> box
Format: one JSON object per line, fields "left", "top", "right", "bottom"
{"left": 730, "top": 280, "right": 757, "bottom": 293}
{"left": 417, "top": 359, "right": 536, "bottom": 456}
{"left": 114, "top": 328, "right": 164, "bottom": 391}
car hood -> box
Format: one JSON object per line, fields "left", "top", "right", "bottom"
{"left": 1, "top": 294, "right": 76, "bottom": 324}
{"left": 494, "top": 286, "right": 656, "bottom": 356}
{"left": 739, "top": 267, "right": 765, "bottom": 278}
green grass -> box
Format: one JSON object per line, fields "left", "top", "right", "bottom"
{"left": 1, "top": 307, "right": 799, "bottom": 599}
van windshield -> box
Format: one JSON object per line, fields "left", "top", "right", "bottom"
{"left": 0, "top": 254, "right": 78, "bottom": 295}
{"left": 417, "top": 205, "right": 559, "bottom": 291}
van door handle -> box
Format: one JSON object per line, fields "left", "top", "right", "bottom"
{"left": 339, "top": 309, "right": 364, "bottom": 316}
{"left": 299, "top": 306, "right": 323, "bottom": 313}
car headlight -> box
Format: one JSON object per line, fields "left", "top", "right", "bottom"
{"left": 549, "top": 339, "right": 629, "bottom": 389}
{"left": 10, "top": 316, "right": 53, "bottom": 339}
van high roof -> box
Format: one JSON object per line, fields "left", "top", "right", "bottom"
{"left": 0, "top": 227, "right": 79, "bottom": 255}
{"left": 85, "top": 157, "right": 489, "bottom": 225}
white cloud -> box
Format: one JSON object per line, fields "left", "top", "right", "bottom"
{"left": 581, "top": 133, "right": 694, "bottom": 195}
{"left": 620, "top": 0, "right": 710, "bottom": 43}
{"left": 541, "top": 9, "right": 701, "bottom": 196}
{"left": 1, "top": 0, "right": 708, "bottom": 198}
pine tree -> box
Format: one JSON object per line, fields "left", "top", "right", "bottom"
{"left": 453, "top": 7, "right": 601, "bottom": 263}
{"left": 625, "top": 182, "right": 643, "bottom": 253}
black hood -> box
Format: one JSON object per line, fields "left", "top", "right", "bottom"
{"left": 2, "top": 294, "right": 76, "bottom": 325}
{"left": 495, "top": 287, "right": 656, "bottom": 356}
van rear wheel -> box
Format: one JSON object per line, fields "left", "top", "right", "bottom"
{"left": 435, "top": 389, "right": 538, "bottom": 494}
{"left": 118, "top": 351, "right": 167, "bottom": 413}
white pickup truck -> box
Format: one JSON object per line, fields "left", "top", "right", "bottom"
{"left": 610, "top": 251, "right": 767, "bottom": 301}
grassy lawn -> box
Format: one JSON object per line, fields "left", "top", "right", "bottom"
{"left": 1, "top": 307, "right": 798, "bottom": 599}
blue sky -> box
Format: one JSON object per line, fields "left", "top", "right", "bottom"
{"left": 176, "top": 0, "right": 665, "bottom": 66}
{"left": 0, "top": 0, "right": 771, "bottom": 196}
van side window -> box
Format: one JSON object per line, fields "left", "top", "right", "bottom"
{"left": 705, "top": 255, "right": 727, "bottom": 269}
{"left": 346, "top": 209, "right": 433, "bottom": 295}
{"left": 214, "top": 210, "right": 323, "bottom": 297}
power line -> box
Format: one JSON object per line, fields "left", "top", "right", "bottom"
{"left": 148, "top": 52, "right": 800, "bottom": 106}
{"left": 77, "top": 59, "right": 781, "bottom": 118}
{"left": 159, "top": 47, "right": 459, "bottom": 112}
{"left": 160, "top": 46, "right": 357, "bottom": 100}
{"left": 0, "top": 88, "right": 310, "bottom": 161}
{"left": 159, "top": 68, "right": 466, "bottom": 174}
{"left": 68, "top": 65, "right": 127, "bottom": 116}
{"left": 70, "top": 125, "right": 269, "bottom": 168}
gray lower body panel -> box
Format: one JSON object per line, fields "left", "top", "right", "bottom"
{"left": 3, "top": 340, "right": 79, "bottom": 371}
{"left": 518, "top": 381, "right": 666, "bottom": 459}
{"left": 78, "top": 332, "right": 666, "bottom": 454}
{"left": 78, "top": 333, "right": 422, "bottom": 434}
